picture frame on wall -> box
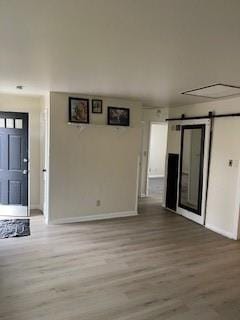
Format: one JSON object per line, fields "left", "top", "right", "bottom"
{"left": 92, "top": 99, "right": 103, "bottom": 114}
{"left": 107, "top": 107, "right": 130, "bottom": 126}
{"left": 69, "top": 97, "right": 89, "bottom": 123}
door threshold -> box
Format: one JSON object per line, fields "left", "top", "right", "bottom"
{"left": 0, "top": 205, "right": 28, "bottom": 217}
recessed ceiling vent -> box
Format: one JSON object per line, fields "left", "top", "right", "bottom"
{"left": 182, "top": 84, "right": 240, "bottom": 99}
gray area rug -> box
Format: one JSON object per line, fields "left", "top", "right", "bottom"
{"left": 0, "top": 219, "right": 30, "bottom": 239}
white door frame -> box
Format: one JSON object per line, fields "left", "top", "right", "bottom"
{"left": 0, "top": 111, "right": 30, "bottom": 217}
{"left": 138, "top": 120, "right": 145, "bottom": 198}
{"left": 177, "top": 119, "right": 210, "bottom": 225}
{"left": 39, "top": 107, "right": 50, "bottom": 223}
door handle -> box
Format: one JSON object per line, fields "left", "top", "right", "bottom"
{"left": 23, "top": 170, "right": 28, "bottom": 175}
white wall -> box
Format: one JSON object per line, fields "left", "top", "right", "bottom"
{"left": 167, "top": 96, "right": 240, "bottom": 239}
{"left": 0, "top": 93, "right": 42, "bottom": 209}
{"left": 139, "top": 108, "right": 168, "bottom": 196}
{"left": 47, "top": 92, "right": 142, "bottom": 223}
{"left": 148, "top": 123, "right": 168, "bottom": 177}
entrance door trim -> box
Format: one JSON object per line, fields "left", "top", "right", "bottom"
{"left": 177, "top": 119, "right": 210, "bottom": 225}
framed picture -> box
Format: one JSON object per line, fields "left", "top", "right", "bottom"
{"left": 107, "top": 107, "right": 130, "bottom": 126}
{"left": 69, "top": 97, "right": 89, "bottom": 123}
{"left": 92, "top": 99, "right": 103, "bottom": 114}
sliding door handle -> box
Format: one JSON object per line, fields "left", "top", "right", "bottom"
{"left": 23, "top": 170, "right": 28, "bottom": 175}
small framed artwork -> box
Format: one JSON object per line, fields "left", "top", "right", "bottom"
{"left": 92, "top": 99, "right": 103, "bottom": 114}
{"left": 107, "top": 107, "right": 130, "bottom": 126}
{"left": 69, "top": 97, "right": 89, "bottom": 123}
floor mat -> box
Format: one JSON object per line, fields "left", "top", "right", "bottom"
{"left": 0, "top": 219, "right": 30, "bottom": 239}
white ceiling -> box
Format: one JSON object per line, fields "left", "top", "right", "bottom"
{"left": 1, "top": 0, "right": 240, "bottom": 107}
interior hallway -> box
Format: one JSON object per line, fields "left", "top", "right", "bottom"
{"left": 0, "top": 200, "right": 240, "bottom": 320}
{"left": 148, "top": 177, "right": 165, "bottom": 202}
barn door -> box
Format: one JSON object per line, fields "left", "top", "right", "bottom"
{"left": 177, "top": 120, "right": 210, "bottom": 225}
{"left": 0, "top": 112, "right": 29, "bottom": 216}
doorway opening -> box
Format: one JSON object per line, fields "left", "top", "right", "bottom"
{"left": 0, "top": 112, "right": 29, "bottom": 217}
{"left": 146, "top": 123, "right": 168, "bottom": 203}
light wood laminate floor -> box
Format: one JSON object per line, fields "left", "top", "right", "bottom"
{"left": 0, "top": 200, "right": 240, "bottom": 320}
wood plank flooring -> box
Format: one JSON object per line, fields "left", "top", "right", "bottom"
{"left": 0, "top": 200, "right": 240, "bottom": 320}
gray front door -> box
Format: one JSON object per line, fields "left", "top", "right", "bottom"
{"left": 0, "top": 112, "right": 29, "bottom": 216}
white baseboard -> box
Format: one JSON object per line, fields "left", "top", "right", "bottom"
{"left": 30, "top": 204, "right": 41, "bottom": 210}
{"left": 148, "top": 175, "right": 164, "bottom": 178}
{"left": 164, "top": 207, "right": 177, "bottom": 214}
{"left": 48, "top": 211, "right": 138, "bottom": 225}
{"left": 205, "top": 223, "right": 236, "bottom": 240}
